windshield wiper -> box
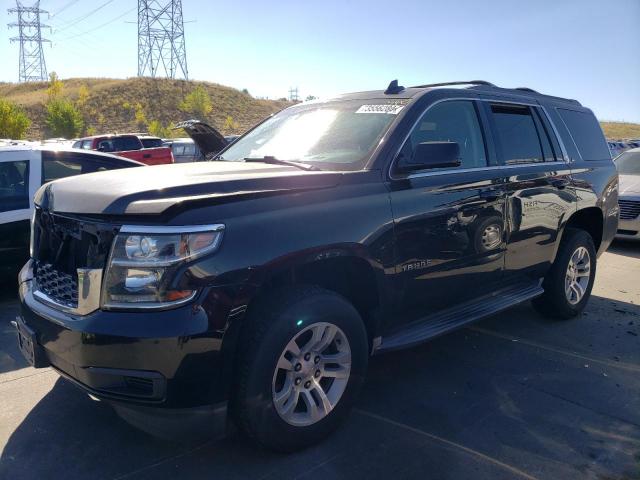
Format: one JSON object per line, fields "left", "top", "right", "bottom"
{"left": 243, "top": 156, "right": 320, "bottom": 171}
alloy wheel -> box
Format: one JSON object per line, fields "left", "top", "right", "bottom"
{"left": 565, "top": 246, "right": 591, "bottom": 305}
{"left": 272, "top": 322, "right": 351, "bottom": 427}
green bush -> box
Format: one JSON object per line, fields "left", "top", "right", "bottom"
{"left": 179, "top": 85, "right": 212, "bottom": 119}
{"left": 45, "top": 98, "right": 84, "bottom": 138}
{"left": 0, "top": 98, "right": 31, "bottom": 139}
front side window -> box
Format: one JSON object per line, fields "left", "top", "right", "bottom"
{"left": 491, "top": 104, "right": 545, "bottom": 165}
{"left": 0, "top": 160, "right": 29, "bottom": 212}
{"left": 218, "top": 99, "right": 406, "bottom": 170}
{"left": 399, "top": 100, "right": 487, "bottom": 169}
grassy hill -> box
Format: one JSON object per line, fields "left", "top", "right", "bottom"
{"left": 600, "top": 122, "right": 640, "bottom": 140}
{"left": 0, "top": 77, "right": 292, "bottom": 139}
{"left": 1, "top": 77, "right": 638, "bottom": 141}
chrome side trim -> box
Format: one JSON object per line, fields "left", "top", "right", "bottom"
{"left": 393, "top": 162, "right": 569, "bottom": 180}
{"left": 119, "top": 224, "right": 225, "bottom": 234}
{"left": 388, "top": 97, "right": 573, "bottom": 181}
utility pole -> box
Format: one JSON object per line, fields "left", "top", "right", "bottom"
{"left": 137, "top": 0, "right": 188, "bottom": 79}
{"left": 288, "top": 87, "right": 299, "bottom": 102}
{"left": 8, "top": 1, "right": 51, "bottom": 82}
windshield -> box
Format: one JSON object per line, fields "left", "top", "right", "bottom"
{"left": 218, "top": 99, "right": 408, "bottom": 170}
{"left": 615, "top": 151, "right": 640, "bottom": 175}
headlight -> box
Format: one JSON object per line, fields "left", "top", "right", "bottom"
{"left": 102, "top": 224, "right": 224, "bottom": 309}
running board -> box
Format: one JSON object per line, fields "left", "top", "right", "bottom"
{"left": 375, "top": 281, "right": 544, "bottom": 353}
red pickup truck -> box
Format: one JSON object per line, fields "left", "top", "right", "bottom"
{"left": 72, "top": 134, "right": 174, "bottom": 165}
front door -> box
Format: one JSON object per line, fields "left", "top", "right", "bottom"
{"left": 388, "top": 99, "right": 507, "bottom": 326}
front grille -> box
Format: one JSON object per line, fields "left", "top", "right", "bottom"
{"left": 619, "top": 199, "right": 640, "bottom": 220}
{"left": 35, "top": 262, "right": 78, "bottom": 309}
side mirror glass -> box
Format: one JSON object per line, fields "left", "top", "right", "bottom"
{"left": 398, "top": 141, "right": 461, "bottom": 172}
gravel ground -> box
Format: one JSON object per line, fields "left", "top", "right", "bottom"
{"left": 0, "top": 241, "right": 639, "bottom": 480}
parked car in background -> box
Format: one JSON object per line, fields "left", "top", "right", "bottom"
{"left": 174, "top": 120, "right": 235, "bottom": 161}
{"left": 163, "top": 137, "right": 202, "bottom": 163}
{"left": 15, "top": 80, "right": 617, "bottom": 451}
{"left": 615, "top": 147, "right": 640, "bottom": 240}
{"left": 72, "top": 134, "right": 174, "bottom": 165}
{"left": 0, "top": 146, "right": 144, "bottom": 279}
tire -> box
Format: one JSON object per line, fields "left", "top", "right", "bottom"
{"left": 533, "top": 228, "right": 597, "bottom": 319}
{"left": 233, "top": 285, "right": 368, "bottom": 452}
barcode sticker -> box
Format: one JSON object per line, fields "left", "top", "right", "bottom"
{"left": 356, "top": 104, "right": 405, "bottom": 115}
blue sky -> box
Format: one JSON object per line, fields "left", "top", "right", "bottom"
{"left": 2, "top": 0, "right": 639, "bottom": 122}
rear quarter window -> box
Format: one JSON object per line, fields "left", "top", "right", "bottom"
{"left": 557, "top": 108, "right": 610, "bottom": 161}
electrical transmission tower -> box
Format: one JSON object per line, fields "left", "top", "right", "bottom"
{"left": 7, "top": 1, "right": 51, "bottom": 82}
{"left": 138, "top": 0, "right": 188, "bottom": 79}
{"left": 288, "top": 87, "right": 299, "bottom": 102}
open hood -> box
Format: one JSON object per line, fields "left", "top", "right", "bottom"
{"left": 174, "top": 119, "right": 228, "bottom": 157}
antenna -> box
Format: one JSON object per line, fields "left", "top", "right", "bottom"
{"left": 8, "top": 0, "right": 51, "bottom": 82}
{"left": 137, "top": 0, "right": 188, "bottom": 79}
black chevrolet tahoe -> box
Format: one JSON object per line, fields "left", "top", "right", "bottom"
{"left": 15, "top": 80, "right": 618, "bottom": 451}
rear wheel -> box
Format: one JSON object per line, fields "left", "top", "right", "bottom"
{"left": 233, "top": 286, "right": 368, "bottom": 451}
{"left": 533, "top": 228, "right": 597, "bottom": 319}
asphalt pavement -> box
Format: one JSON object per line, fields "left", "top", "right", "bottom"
{"left": 1, "top": 241, "right": 639, "bottom": 480}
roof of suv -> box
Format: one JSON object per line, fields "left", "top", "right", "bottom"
{"left": 331, "top": 80, "right": 582, "bottom": 107}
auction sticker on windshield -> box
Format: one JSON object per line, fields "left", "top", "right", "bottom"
{"left": 356, "top": 103, "right": 406, "bottom": 115}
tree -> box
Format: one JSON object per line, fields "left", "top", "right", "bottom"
{"left": 0, "top": 98, "right": 31, "bottom": 139}
{"left": 47, "top": 72, "right": 64, "bottom": 100}
{"left": 45, "top": 99, "right": 83, "bottom": 138}
{"left": 134, "top": 103, "right": 147, "bottom": 130}
{"left": 77, "top": 84, "right": 90, "bottom": 108}
{"left": 179, "top": 85, "right": 212, "bottom": 119}
{"left": 223, "top": 115, "right": 239, "bottom": 133}
{"left": 148, "top": 120, "right": 172, "bottom": 138}
{"left": 305, "top": 95, "right": 317, "bottom": 102}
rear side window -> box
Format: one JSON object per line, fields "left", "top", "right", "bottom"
{"left": 490, "top": 104, "right": 547, "bottom": 165}
{"left": 400, "top": 100, "right": 487, "bottom": 169}
{"left": 557, "top": 108, "right": 610, "bottom": 161}
{"left": 113, "top": 136, "right": 141, "bottom": 151}
{"left": 0, "top": 160, "right": 29, "bottom": 212}
{"left": 141, "top": 138, "right": 163, "bottom": 148}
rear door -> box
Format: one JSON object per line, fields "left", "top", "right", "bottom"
{"left": 480, "top": 99, "right": 575, "bottom": 282}
{"left": 388, "top": 99, "right": 508, "bottom": 325}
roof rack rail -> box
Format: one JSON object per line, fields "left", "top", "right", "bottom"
{"left": 515, "top": 87, "right": 538, "bottom": 93}
{"left": 410, "top": 80, "right": 496, "bottom": 88}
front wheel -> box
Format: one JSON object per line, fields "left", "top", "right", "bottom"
{"left": 233, "top": 286, "right": 368, "bottom": 451}
{"left": 533, "top": 228, "right": 597, "bottom": 319}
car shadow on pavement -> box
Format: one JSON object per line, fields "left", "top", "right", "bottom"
{"left": 608, "top": 239, "right": 640, "bottom": 259}
{"left": 2, "top": 297, "right": 639, "bottom": 480}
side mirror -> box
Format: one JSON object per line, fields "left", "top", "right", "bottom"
{"left": 398, "top": 141, "right": 461, "bottom": 172}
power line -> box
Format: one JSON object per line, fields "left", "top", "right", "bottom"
{"left": 8, "top": 0, "right": 51, "bottom": 82}
{"left": 53, "top": 0, "right": 115, "bottom": 32}
{"left": 54, "top": 6, "right": 136, "bottom": 42}
{"left": 50, "top": 0, "right": 80, "bottom": 17}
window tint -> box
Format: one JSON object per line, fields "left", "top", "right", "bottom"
{"left": 400, "top": 100, "right": 487, "bottom": 169}
{"left": 81, "top": 140, "right": 92, "bottom": 150}
{"left": 536, "top": 108, "right": 563, "bottom": 160}
{"left": 0, "top": 160, "right": 29, "bottom": 212}
{"left": 43, "top": 158, "right": 84, "bottom": 183}
{"left": 141, "top": 138, "right": 163, "bottom": 148}
{"left": 113, "top": 136, "right": 141, "bottom": 151}
{"left": 557, "top": 108, "right": 610, "bottom": 161}
{"left": 531, "top": 109, "right": 555, "bottom": 162}
{"left": 491, "top": 104, "right": 544, "bottom": 164}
